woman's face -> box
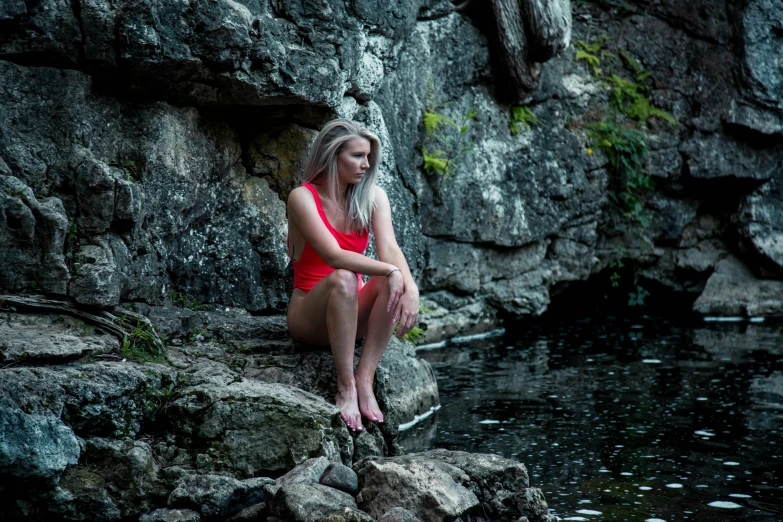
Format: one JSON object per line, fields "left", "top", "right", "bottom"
{"left": 336, "top": 137, "right": 371, "bottom": 186}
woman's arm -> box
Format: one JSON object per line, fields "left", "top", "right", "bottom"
{"left": 371, "top": 186, "right": 420, "bottom": 337}
{"left": 288, "top": 186, "right": 398, "bottom": 277}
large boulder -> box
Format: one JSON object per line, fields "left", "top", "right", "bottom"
{"left": 246, "top": 337, "right": 439, "bottom": 454}
{"left": 167, "top": 473, "right": 271, "bottom": 518}
{"left": 355, "top": 450, "right": 554, "bottom": 522}
{"left": 0, "top": 397, "right": 80, "bottom": 483}
{"left": 46, "top": 438, "right": 169, "bottom": 520}
{"left": 166, "top": 379, "right": 353, "bottom": 477}
{"left": 0, "top": 361, "right": 175, "bottom": 439}
{"left": 267, "top": 483, "right": 366, "bottom": 522}
{"left": 693, "top": 255, "right": 783, "bottom": 317}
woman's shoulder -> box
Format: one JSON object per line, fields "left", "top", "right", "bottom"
{"left": 289, "top": 184, "right": 314, "bottom": 201}
{"left": 372, "top": 184, "right": 389, "bottom": 206}
{"left": 288, "top": 185, "right": 318, "bottom": 213}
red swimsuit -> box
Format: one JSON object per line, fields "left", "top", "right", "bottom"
{"left": 292, "top": 183, "right": 370, "bottom": 293}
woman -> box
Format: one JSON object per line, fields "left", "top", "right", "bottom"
{"left": 287, "top": 119, "right": 419, "bottom": 432}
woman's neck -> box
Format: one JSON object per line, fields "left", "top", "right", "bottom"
{"left": 314, "top": 179, "right": 347, "bottom": 209}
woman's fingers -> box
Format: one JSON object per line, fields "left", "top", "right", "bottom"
{"left": 387, "top": 282, "right": 404, "bottom": 319}
{"left": 395, "top": 308, "right": 418, "bottom": 338}
{"left": 390, "top": 294, "right": 402, "bottom": 323}
{"left": 388, "top": 292, "right": 400, "bottom": 320}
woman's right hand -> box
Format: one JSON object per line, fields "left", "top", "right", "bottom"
{"left": 386, "top": 270, "right": 404, "bottom": 318}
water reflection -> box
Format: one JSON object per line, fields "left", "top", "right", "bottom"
{"left": 411, "top": 317, "right": 783, "bottom": 522}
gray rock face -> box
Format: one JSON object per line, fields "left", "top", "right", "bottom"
{"left": 0, "top": 60, "right": 290, "bottom": 312}
{"left": 356, "top": 450, "right": 554, "bottom": 522}
{"left": 168, "top": 474, "right": 271, "bottom": 518}
{"left": 167, "top": 380, "right": 352, "bottom": 477}
{"left": 680, "top": 132, "right": 783, "bottom": 180}
{"left": 693, "top": 255, "right": 783, "bottom": 317}
{"left": 740, "top": 0, "right": 783, "bottom": 112}
{"left": 0, "top": 175, "right": 69, "bottom": 295}
{"left": 735, "top": 177, "right": 783, "bottom": 276}
{"left": 140, "top": 509, "right": 202, "bottom": 522}
{"left": 0, "top": 0, "right": 418, "bottom": 107}
{"left": 0, "top": 362, "right": 175, "bottom": 439}
{"left": 0, "top": 397, "right": 80, "bottom": 482}
{"left": 0, "top": 313, "right": 119, "bottom": 363}
{"left": 357, "top": 457, "right": 479, "bottom": 521}
{"left": 267, "top": 483, "right": 361, "bottom": 522}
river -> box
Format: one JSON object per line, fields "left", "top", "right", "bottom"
{"left": 405, "top": 316, "right": 783, "bottom": 522}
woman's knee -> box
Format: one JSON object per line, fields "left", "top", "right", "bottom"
{"left": 328, "top": 269, "right": 359, "bottom": 298}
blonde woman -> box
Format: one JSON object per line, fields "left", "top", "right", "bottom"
{"left": 287, "top": 119, "right": 419, "bottom": 432}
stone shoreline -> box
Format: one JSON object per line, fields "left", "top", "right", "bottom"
{"left": 0, "top": 303, "right": 553, "bottom": 521}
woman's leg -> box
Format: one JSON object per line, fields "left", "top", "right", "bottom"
{"left": 355, "top": 276, "right": 396, "bottom": 423}
{"left": 288, "top": 269, "right": 363, "bottom": 431}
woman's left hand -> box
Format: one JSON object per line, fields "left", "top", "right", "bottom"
{"left": 393, "top": 289, "right": 419, "bottom": 339}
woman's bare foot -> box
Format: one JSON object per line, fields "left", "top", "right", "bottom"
{"left": 357, "top": 382, "right": 384, "bottom": 423}
{"left": 335, "top": 386, "right": 363, "bottom": 432}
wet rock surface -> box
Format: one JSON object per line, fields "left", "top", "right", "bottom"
{"left": 355, "top": 449, "right": 555, "bottom": 522}
{"left": 693, "top": 255, "right": 783, "bottom": 317}
{"left": 0, "top": 307, "right": 445, "bottom": 520}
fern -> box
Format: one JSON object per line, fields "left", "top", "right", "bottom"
{"left": 509, "top": 106, "right": 541, "bottom": 135}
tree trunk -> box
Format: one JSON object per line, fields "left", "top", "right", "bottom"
{"left": 521, "top": 0, "right": 572, "bottom": 63}
{"left": 490, "top": 0, "right": 543, "bottom": 101}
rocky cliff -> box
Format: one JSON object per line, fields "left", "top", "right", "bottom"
{"left": 1, "top": 0, "right": 782, "bottom": 520}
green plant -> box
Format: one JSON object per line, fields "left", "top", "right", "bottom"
{"left": 64, "top": 223, "right": 78, "bottom": 260}
{"left": 145, "top": 383, "right": 177, "bottom": 420}
{"left": 109, "top": 160, "right": 139, "bottom": 183}
{"left": 628, "top": 281, "right": 650, "bottom": 307}
{"left": 117, "top": 316, "right": 164, "bottom": 362}
{"left": 575, "top": 36, "right": 675, "bottom": 127}
{"left": 607, "top": 74, "right": 676, "bottom": 126}
{"left": 8, "top": 187, "right": 25, "bottom": 197}
{"left": 171, "top": 290, "right": 206, "bottom": 311}
{"left": 189, "top": 326, "right": 208, "bottom": 341}
{"left": 17, "top": 280, "right": 38, "bottom": 295}
{"left": 587, "top": 118, "right": 653, "bottom": 227}
{"left": 420, "top": 78, "right": 478, "bottom": 201}
{"left": 575, "top": 36, "right": 610, "bottom": 76}
{"left": 572, "top": 36, "right": 677, "bottom": 307}
{"left": 509, "top": 106, "right": 540, "bottom": 135}
{"left": 402, "top": 326, "right": 426, "bottom": 344}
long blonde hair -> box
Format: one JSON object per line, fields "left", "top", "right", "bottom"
{"left": 302, "top": 119, "right": 381, "bottom": 233}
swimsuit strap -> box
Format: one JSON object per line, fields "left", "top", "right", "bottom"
{"left": 303, "top": 182, "right": 345, "bottom": 234}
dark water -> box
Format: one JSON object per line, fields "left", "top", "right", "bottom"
{"left": 406, "top": 317, "right": 783, "bottom": 522}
